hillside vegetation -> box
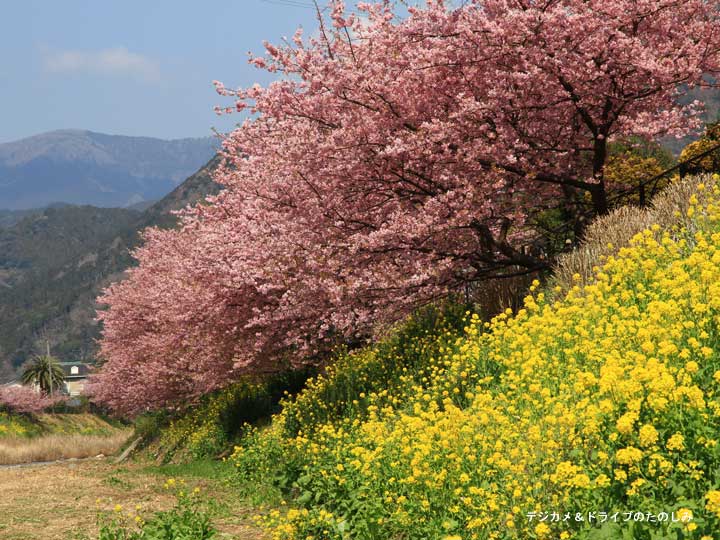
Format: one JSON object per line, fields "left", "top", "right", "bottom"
{"left": 0, "top": 205, "right": 141, "bottom": 373}
{"left": 0, "top": 412, "right": 121, "bottom": 439}
{"left": 215, "top": 174, "right": 720, "bottom": 539}
{"left": 0, "top": 158, "right": 220, "bottom": 379}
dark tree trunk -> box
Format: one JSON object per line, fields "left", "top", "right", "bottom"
{"left": 591, "top": 137, "right": 609, "bottom": 215}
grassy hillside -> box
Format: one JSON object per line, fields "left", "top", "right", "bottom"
{"left": 0, "top": 412, "right": 122, "bottom": 439}
{"left": 219, "top": 174, "right": 720, "bottom": 539}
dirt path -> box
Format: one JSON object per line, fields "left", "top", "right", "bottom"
{"left": 0, "top": 459, "right": 265, "bottom": 540}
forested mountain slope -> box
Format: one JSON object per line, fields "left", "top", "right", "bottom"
{"left": 0, "top": 157, "right": 220, "bottom": 380}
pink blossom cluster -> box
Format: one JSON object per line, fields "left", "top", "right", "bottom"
{"left": 0, "top": 386, "right": 65, "bottom": 414}
{"left": 91, "top": 0, "right": 720, "bottom": 415}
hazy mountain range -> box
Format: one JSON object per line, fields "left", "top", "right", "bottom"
{"left": 0, "top": 129, "right": 217, "bottom": 210}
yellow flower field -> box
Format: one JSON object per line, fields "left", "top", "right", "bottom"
{"left": 233, "top": 175, "right": 720, "bottom": 539}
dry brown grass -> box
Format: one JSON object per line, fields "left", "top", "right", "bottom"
{"left": 0, "top": 430, "right": 132, "bottom": 465}
{"left": 471, "top": 271, "right": 542, "bottom": 317}
{"left": 552, "top": 174, "right": 711, "bottom": 291}
{"left": 0, "top": 459, "right": 264, "bottom": 539}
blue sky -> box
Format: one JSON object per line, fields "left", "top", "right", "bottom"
{"left": 0, "top": 0, "right": 327, "bottom": 142}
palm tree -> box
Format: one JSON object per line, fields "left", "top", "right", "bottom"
{"left": 21, "top": 343, "right": 65, "bottom": 395}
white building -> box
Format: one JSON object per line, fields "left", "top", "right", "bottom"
{"left": 59, "top": 363, "right": 89, "bottom": 396}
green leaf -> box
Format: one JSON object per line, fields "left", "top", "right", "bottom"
{"left": 296, "top": 491, "right": 313, "bottom": 505}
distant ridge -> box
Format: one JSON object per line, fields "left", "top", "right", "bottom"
{"left": 0, "top": 129, "right": 217, "bottom": 210}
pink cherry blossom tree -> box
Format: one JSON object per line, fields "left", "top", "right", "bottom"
{"left": 0, "top": 385, "right": 65, "bottom": 414}
{"left": 91, "top": 0, "right": 720, "bottom": 414}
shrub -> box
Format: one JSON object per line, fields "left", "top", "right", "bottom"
{"left": 97, "top": 481, "right": 216, "bottom": 540}
{"left": 133, "top": 411, "right": 170, "bottom": 448}
{"left": 679, "top": 123, "right": 720, "bottom": 175}
{"left": 155, "top": 370, "right": 312, "bottom": 462}
{"left": 552, "top": 174, "right": 709, "bottom": 291}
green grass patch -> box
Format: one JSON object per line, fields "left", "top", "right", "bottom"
{"left": 140, "top": 459, "right": 236, "bottom": 481}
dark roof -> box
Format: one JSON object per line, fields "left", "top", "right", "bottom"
{"left": 59, "top": 363, "right": 90, "bottom": 379}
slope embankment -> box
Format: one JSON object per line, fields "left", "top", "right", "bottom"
{"left": 0, "top": 412, "right": 131, "bottom": 465}
{"left": 227, "top": 174, "right": 720, "bottom": 539}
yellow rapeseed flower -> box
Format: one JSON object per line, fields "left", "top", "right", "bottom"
{"left": 667, "top": 433, "right": 685, "bottom": 452}
{"left": 638, "top": 424, "right": 659, "bottom": 447}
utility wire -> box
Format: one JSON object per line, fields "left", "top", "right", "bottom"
{"left": 257, "top": 0, "right": 316, "bottom": 8}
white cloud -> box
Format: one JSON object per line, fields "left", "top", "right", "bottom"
{"left": 43, "top": 47, "right": 159, "bottom": 82}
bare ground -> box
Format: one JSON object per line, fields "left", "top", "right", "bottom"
{"left": 0, "top": 459, "right": 265, "bottom": 540}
